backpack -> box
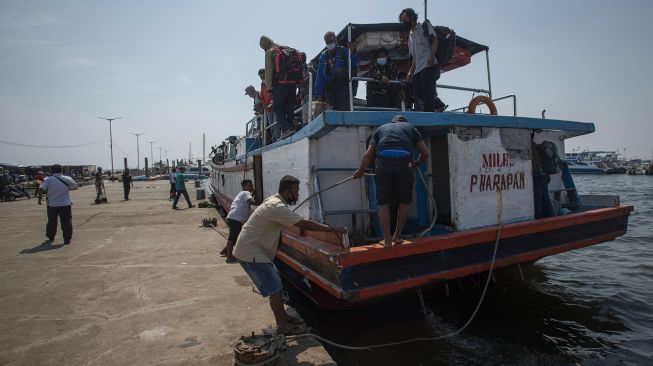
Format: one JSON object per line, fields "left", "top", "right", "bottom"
{"left": 422, "top": 20, "right": 457, "bottom": 65}
{"left": 271, "top": 46, "right": 306, "bottom": 85}
{"left": 538, "top": 141, "right": 563, "bottom": 174}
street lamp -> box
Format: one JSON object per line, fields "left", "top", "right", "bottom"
{"left": 147, "top": 141, "right": 155, "bottom": 175}
{"left": 98, "top": 116, "right": 121, "bottom": 178}
{"left": 158, "top": 146, "right": 164, "bottom": 175}
{"left": 130, "top": 132, "right": 144, "bottom": 173}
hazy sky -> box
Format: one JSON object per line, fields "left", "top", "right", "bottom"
{"left": 1, "top": 0, "right": 652, "bottom": 168}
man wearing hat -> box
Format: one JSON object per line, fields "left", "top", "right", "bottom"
{"left": 245, "top": 85, "right": 263, "bottom": 115}
{"left": 353, "top": 115, "right": 430, "bottom": 247}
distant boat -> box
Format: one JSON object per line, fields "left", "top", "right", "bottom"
{"left": 565, "top": 159, "right": 607, "bottom": 174}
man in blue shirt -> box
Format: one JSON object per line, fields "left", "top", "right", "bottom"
{"left": 314, "top": 31, "right": 358, "bottom": 111}
{"left": 172, "top": 167, "right": 194, "bottom": 209}
{"left": 353, "top": 115, "right": 430, "bottom": 247}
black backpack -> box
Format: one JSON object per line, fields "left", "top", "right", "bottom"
{"left": 537, "top": 141, "right": 563, "bottom": 174}
{"left": 422, "top": 20, "right": 456, "bottom": 65}
{"left": 271, "top": 46, "right": 306, "bottom": 85}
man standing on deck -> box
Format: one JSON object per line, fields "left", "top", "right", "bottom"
{"left": 353, "top": 115, "right": 430, "bottom": 248}
{"left": 37, "top": 164, "right": 78, "bottom": 244}
{"left": 260, "top": 35, "right": 303, "bottom": 138}
{"left": 172, "top": 166, "right": 194, "bottom": 209}
{"left": 399, "top": 8, "right": 447, "bottom": 112}
{"left": 531, "top": 132, "right": 555, "bottom": 219}
{"left": 314, "top": 31, "right": 358, "bottom": 111}
{"left": 258, "top": 68, "right": 278, "bottom": 143}
{"left": 233, "top": 175, "right": 346, "bottom": 335}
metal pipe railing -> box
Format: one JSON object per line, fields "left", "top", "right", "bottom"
{"left": 348, "top": 25, "right": 353, "bottom": 111}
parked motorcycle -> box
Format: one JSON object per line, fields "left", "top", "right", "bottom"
{"left": 1, "top": 184, "right": 31, "bottom": 201}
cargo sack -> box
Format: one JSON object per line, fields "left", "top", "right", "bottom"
{"left": 538, "top": 140, "right": 563, "bottom": 174}
{"left": 272, "top": 46, "right": 305, "bottom": 85}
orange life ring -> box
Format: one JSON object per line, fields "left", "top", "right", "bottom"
{"left": 467, "top": 95, "right": 498, "bottom": 115}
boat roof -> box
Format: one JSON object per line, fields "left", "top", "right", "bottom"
{"left": 310, "top": 23, "right": 489, "bottom": 72}
{"left": 254, "top": 111, "right": 595, "bottom": 153}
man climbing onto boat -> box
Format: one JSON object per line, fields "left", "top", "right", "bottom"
{"left": 353, "top": 115, "right": 430, "bottom": 247}
{"left": 220, "top": 179, "right": 256, "bottom": 263}
{"left": 233, "top": 175, "right": 346, "bottom": 335}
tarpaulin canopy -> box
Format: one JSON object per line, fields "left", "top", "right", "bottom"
{"left": 310, "top": 23, "right": 488, "bottom": 73}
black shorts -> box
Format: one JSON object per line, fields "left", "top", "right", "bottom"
{"left": 226, "top": 218, "right": 244, "bottom": 242}
{"left": 374, "top": 157, "right": 414, "bottom": 205}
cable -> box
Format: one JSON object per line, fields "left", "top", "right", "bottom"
{"left": 0, "top": 136, "right": 109, "bottom": 149}
{"left": 292, "top": 173, "right": 376, "bottom": 212}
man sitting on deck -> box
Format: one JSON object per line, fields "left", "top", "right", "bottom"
{"left": 353, "top": 115, "right": 430, "bottom": 247}
{"left": 233, "top": 175, "right": 346, "bottom": 335}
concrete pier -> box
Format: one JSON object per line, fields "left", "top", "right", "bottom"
{"left": 0, "top": 180, "right": 335, "bottom": 365}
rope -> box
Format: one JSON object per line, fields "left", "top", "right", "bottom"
{"left": 0, "top": 136, "right": 109, "bottom": 149}
{"left": 292, "top": 175, "right": 355, "bottom": 212}
{"left": 285, "top": 222, "right": 505, "bottom": 351}
{"left": 416, "top": 168, "right": 438, "bottom": 237}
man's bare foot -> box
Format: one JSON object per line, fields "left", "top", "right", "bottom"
{"left": 382, "top": 238, "right": 393, "bottom": 248}
{"left": 392, "top": 236, "right": 404, "bottom": 245}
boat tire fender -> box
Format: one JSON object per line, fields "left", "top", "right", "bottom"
{"left": 467, "top": 95, "right": 498, "bottom": 115}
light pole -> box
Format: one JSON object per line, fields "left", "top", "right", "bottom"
{"left": 158, "top": 146, "right": 164, "bottom": 174}
{"left": 130, "top": 132, "right": 144, "bottom": 173}
{"left": 148, "top": 141, "right": 155, "bottom": 175}
{"left": 98, "top": 116, "right": 122, "bottom": 178}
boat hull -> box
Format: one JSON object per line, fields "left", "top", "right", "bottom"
{"left": 275, "top": 206, "right": 632, "bottom": 309}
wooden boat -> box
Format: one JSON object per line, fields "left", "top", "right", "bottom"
{"left": 209, "top": 24, "right": 632, "bottom": 309}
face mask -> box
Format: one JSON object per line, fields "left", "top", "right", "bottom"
{"left": 326, "top": 42, "right": 336, "bottom": 50}
{"left": 377, "top": 58, "right": 387, "bottom": 66}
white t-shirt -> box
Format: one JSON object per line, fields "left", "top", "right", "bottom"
{"left": 226, "top": 190, "right": 254, "bottom": 223}
{"left": 170, "top": 173, "right": 176, "bottom": 184}
{"left": 40, "top": 174, "right": 78, "bottom": 207}
{"left": 233, "top": 194, "right": 303, "bottom": 263}
{"left": 409, "top": 21, "right": 437, "bottom": 75}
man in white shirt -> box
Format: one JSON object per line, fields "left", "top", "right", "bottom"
{"left": 221, "top": 179, "right": 256, "bottom": 263}
{"left": 38, "top": 164, "right": 78, "bottom": 244}
{"left": 234, "top": 175, "right": 346, "bottom": 335}
{"left": 169, "top": 168, "right": 177, "bottom": 200}
{"left": 399, "top": 7, "right": 446, "bottom": 112}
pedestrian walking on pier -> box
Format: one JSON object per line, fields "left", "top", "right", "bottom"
{"left": 37, "top": 164, "right": 78, "bottom": 244}
{"left": 122, "top": 169, "right": 134, "bottom": 200}
{"left": 172, "top": 166, "right": 194, "bottom": 209}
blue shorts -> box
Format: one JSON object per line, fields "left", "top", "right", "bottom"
{"left": 239, "top": 261, "right": 283, "bottom": 297}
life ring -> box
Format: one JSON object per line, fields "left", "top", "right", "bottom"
{"left": 467, "top": 95, "right": 498, "bottom": 115}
